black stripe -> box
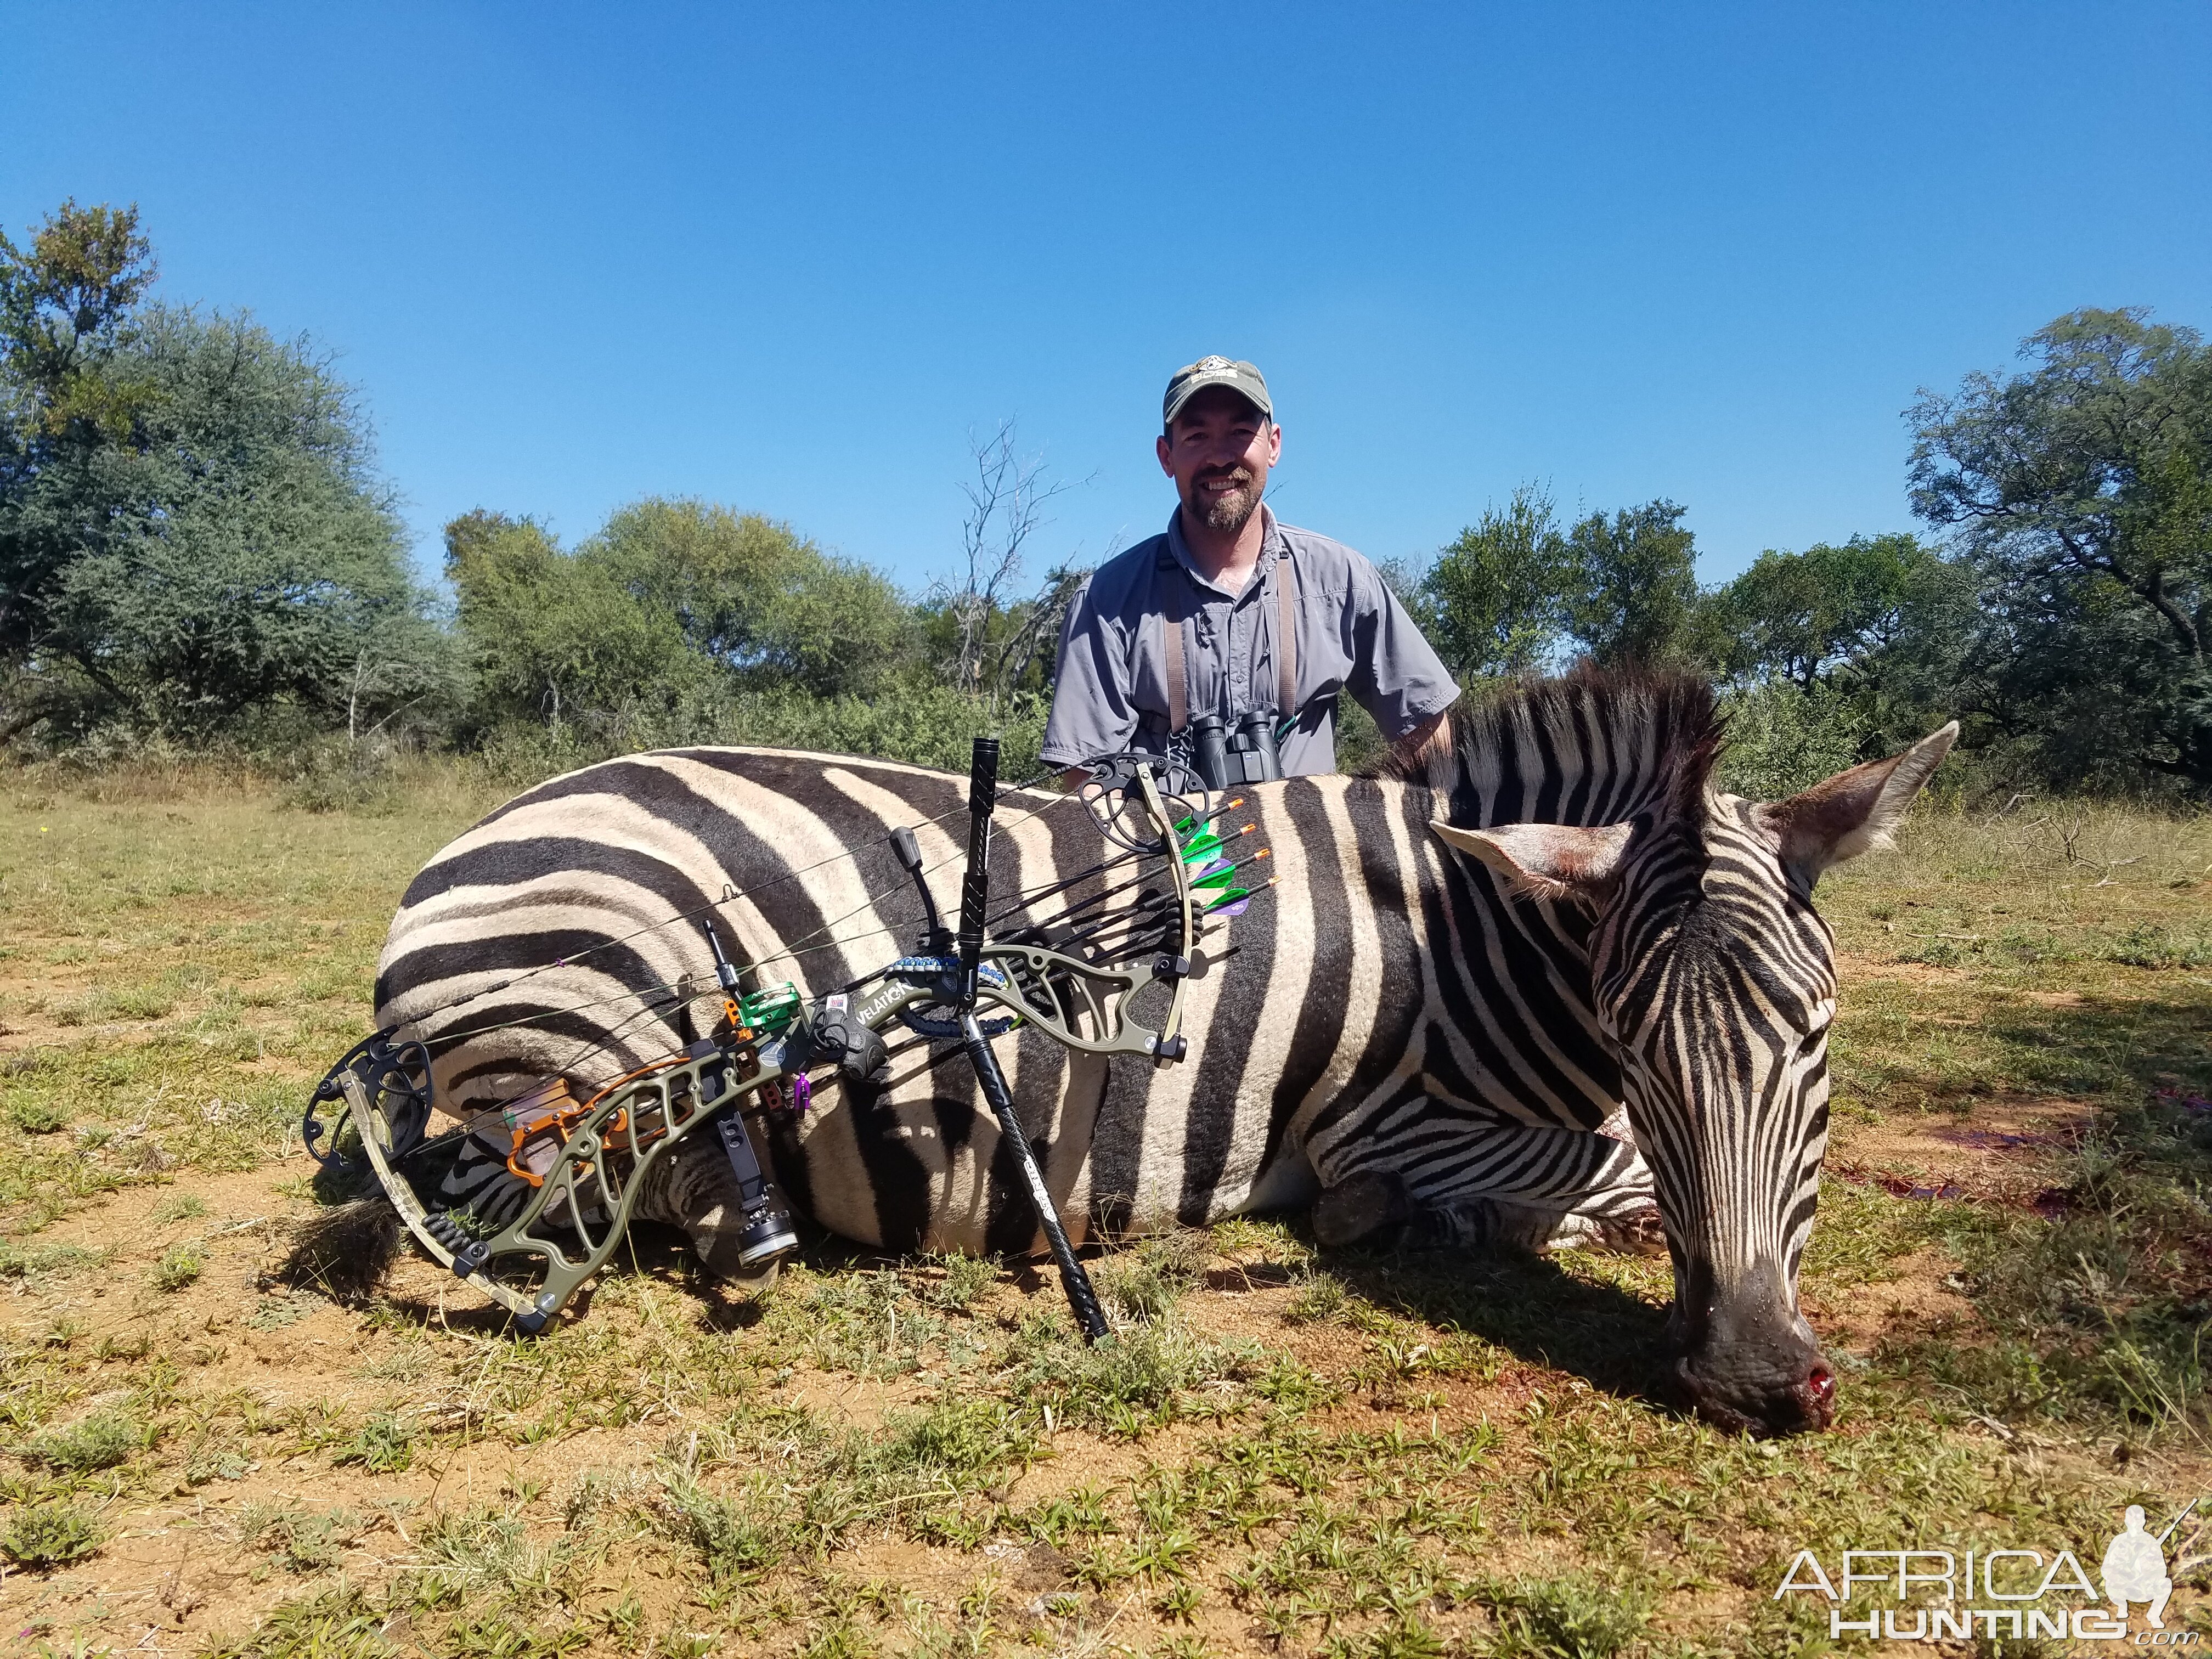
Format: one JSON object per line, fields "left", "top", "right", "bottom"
{"left": 376, "top": 929, "right": 664, "bottom": 1018}
{"left": 400, "top": 834, "right": 721, "bottom": 926}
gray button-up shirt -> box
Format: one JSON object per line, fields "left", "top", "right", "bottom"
{"left": 1040, "top": 506, "right": 1459, "bottom": 776}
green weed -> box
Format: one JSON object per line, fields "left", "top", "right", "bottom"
{"left": 19, "top": 1410, "right": 141, "bottom": 1473}
{"left": 240, "top": 1503, "right": 361, "bottom": 1573}
{"left": 1009, "top": 1312, "right": 1256, "bottom": 1435}
{"left": 1476, "top": 1573, "right": 1653, "bottom": 1658}
{"left": 916, "top": 1251, "right": 997, "bottom": 1313}
{"left": 333, "top": 1413, "right": 414, "bottom": 1473}
{"left": 1284, "top": 1269, "right": 1351, "bottom": 1325}
{"left": 5, "top": 1096, "right": 66, "bottom": 1133}
{"left": 416, "top": 1504, "right": 573, "bottom": 1599}
{"left": 151, "top": 1242, "right": 204, "bottom": 1290}
{"left": 199, "top": 1587, "right": 394, "bottom": 1659}
{"left": 1094, "top": 1231, "right": 1210, "bottom": 1324}
{"left": 0, "top": 1498, "right": 106, "bottom": 1567}
{"left": 0, "top": 1239, "right": 109, "bottom": 1280}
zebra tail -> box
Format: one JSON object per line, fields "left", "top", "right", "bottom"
{"left": 281, "top": 1199, "right": 403, "bottom": 1302}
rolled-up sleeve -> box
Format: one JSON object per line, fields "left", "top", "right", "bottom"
{"left": 1040, "top": 575, "right": 1138, "bottom": 770}
{"left": 1346, "top": 561, "right": 1460, "bottom": 741}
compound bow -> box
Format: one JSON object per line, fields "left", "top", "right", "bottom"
{"left": 304, "top": 742, "right": 1261, "bottom": 1339}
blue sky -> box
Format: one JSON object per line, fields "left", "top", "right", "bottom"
{"left": 5, "top": 3, "right": 2207, "bottom": 593}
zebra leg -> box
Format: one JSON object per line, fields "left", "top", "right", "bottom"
{"left": 1309, "top": 1113, "right": 1659, "bottom": 1254}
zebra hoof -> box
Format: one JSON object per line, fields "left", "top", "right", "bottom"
{"left": 715, "top": 1256, "right": 782, "bottom": 1294}
{"left": 1593, "top": 1205, "right": 1669, "bottom": 1257}
{"left": 1311, "top": 1170, "right": 1410, "bottom": 1248}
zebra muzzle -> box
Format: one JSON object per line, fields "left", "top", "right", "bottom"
{"left": 1672, "top": 1339, "right": 1838, "bottom": 1437}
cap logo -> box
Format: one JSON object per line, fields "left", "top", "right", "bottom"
{"left": 1193, "top": 356, "right": 1234, "bottom": 373}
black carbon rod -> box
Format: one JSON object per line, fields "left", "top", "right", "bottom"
{"left": 957, "top": 737, "right": 998, "bottom": 1006}
{"left": 961, "top": 1010, "right": 1110, "bottom": 1343}
{"left": 953, "top": 736, "right": 1108, "bottom": 1342}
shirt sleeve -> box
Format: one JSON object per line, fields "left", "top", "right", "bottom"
{"left": 1346, "top": 557, "right": 1460, "bottom": 741}
{"left": 1039, "top": 575, "right": 1139, "bottom": 770}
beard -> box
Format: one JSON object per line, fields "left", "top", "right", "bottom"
{"left": 1192, "top": 470, "right": 1261, "bottom": 534}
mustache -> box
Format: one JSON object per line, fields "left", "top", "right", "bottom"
{"left": 1195, "top": 466, "right": 1254, "bottom": 487}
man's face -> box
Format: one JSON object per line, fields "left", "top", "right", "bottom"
{"left": 1157, "top": 387, "right": 1281, "bottom": 535}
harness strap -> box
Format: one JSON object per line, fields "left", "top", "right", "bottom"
{"left": 1155, "top": 538, "right": 1297, "bottom": 736}
{"left": 1161, "top": 605, "right": 1188, "bottom": 735}
{"left": 1159, "top": 550, "right": 1189, "bottom": 735}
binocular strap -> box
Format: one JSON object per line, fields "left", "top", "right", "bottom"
{"left": 1156, "top": 545, "right": 1297, "bottom": 736}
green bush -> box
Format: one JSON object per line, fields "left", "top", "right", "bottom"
{"left": 1716, "top": 679, "right": 1866, "bottom": 799}
{"left": 1, "top": 1499, "right": 106, "bottom": 1567}
{"left": 20, "top": 1410, "right": 141, "bottom": 1472}
{"left": 470, "top": 685, "right": 1050, "bottom": 789}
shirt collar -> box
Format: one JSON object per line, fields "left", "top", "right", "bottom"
{"left": 1163, "top": 503, "right": 1283, "bottom": 601}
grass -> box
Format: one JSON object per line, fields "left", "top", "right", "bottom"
{"left": 151, "top": 1240, "right": 204, "bottom": 1290}
{"left": 0, "top": 764, "right": 2207, "bottom": 1655}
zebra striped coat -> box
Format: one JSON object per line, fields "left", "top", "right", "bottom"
{"left": 375, "top": 696, "right": 1674, "bottom": 1260}
{"left": 375, "top": 673, "right": 1952, "bottom": 1432}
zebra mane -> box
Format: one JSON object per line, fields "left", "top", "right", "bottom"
{"left": 1373, "top": 664, "right": 1726, "bottom": 827}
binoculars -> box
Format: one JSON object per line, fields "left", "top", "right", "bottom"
{"left": 1189, "top": 710, "right": 1283, "bottom": 788}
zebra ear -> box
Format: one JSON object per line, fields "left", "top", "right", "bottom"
{"left": 1760, "top": 721, "right": 1960, "bottom": 878}
{"left": 1431, "top": 821, "right": 1634, "bottom": 902}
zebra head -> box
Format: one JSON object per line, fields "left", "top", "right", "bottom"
{"left": 1434, "top": 718, "right": 1957, "bottom": 1436}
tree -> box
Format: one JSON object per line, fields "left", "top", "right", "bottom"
{"left": 0, "top": 201, "right": 159, "bottom": 664}
{"left": 582, "top": 497, "right": 911, "bottom": 698}
{"left": 1417, "top": 485, "right": 1573, "bottom": 681}
{"left": 1710, "top": 533, "right": 1948, "bottom": 690}
{"left": 446, "top": 511, "right": 698, "bottom": 737}
{"left": 1561, "top": 499, "right": 1712, "bottom": 668}
{"left": 2, "top": 203, "right": 454, "bottom": 743}
{"left": 1909, "top": 307, "right": 2212, "bottom": 789}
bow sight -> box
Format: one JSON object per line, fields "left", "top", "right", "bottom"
{"left": 304, "top": 740, "right": 1233, "bottom": 1339}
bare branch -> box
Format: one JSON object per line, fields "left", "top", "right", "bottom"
{"left": 933, "top": 421, "right": 1096, "bottom": 703}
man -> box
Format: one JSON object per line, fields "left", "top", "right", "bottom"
{"left": 1041, "top": 356, "right": 1458, "bottom": 787}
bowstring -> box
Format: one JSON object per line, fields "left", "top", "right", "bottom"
{"left": 397, "top": 774, "right": 1110, "bottom": 1142}
{"left": 399, "top": 764, "right": 1070, "bottom": 1030}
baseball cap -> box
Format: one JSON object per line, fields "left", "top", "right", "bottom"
{"left": 1163, "top": 356, "right": 1272, "bottom": 428}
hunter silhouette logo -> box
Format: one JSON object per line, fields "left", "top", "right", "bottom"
{"left": 2104, "top": 1504, "right": 2176, "bottom": 1629}
{"left": 1774, "top": 1498, "right": 2205, "bottom": 1643}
